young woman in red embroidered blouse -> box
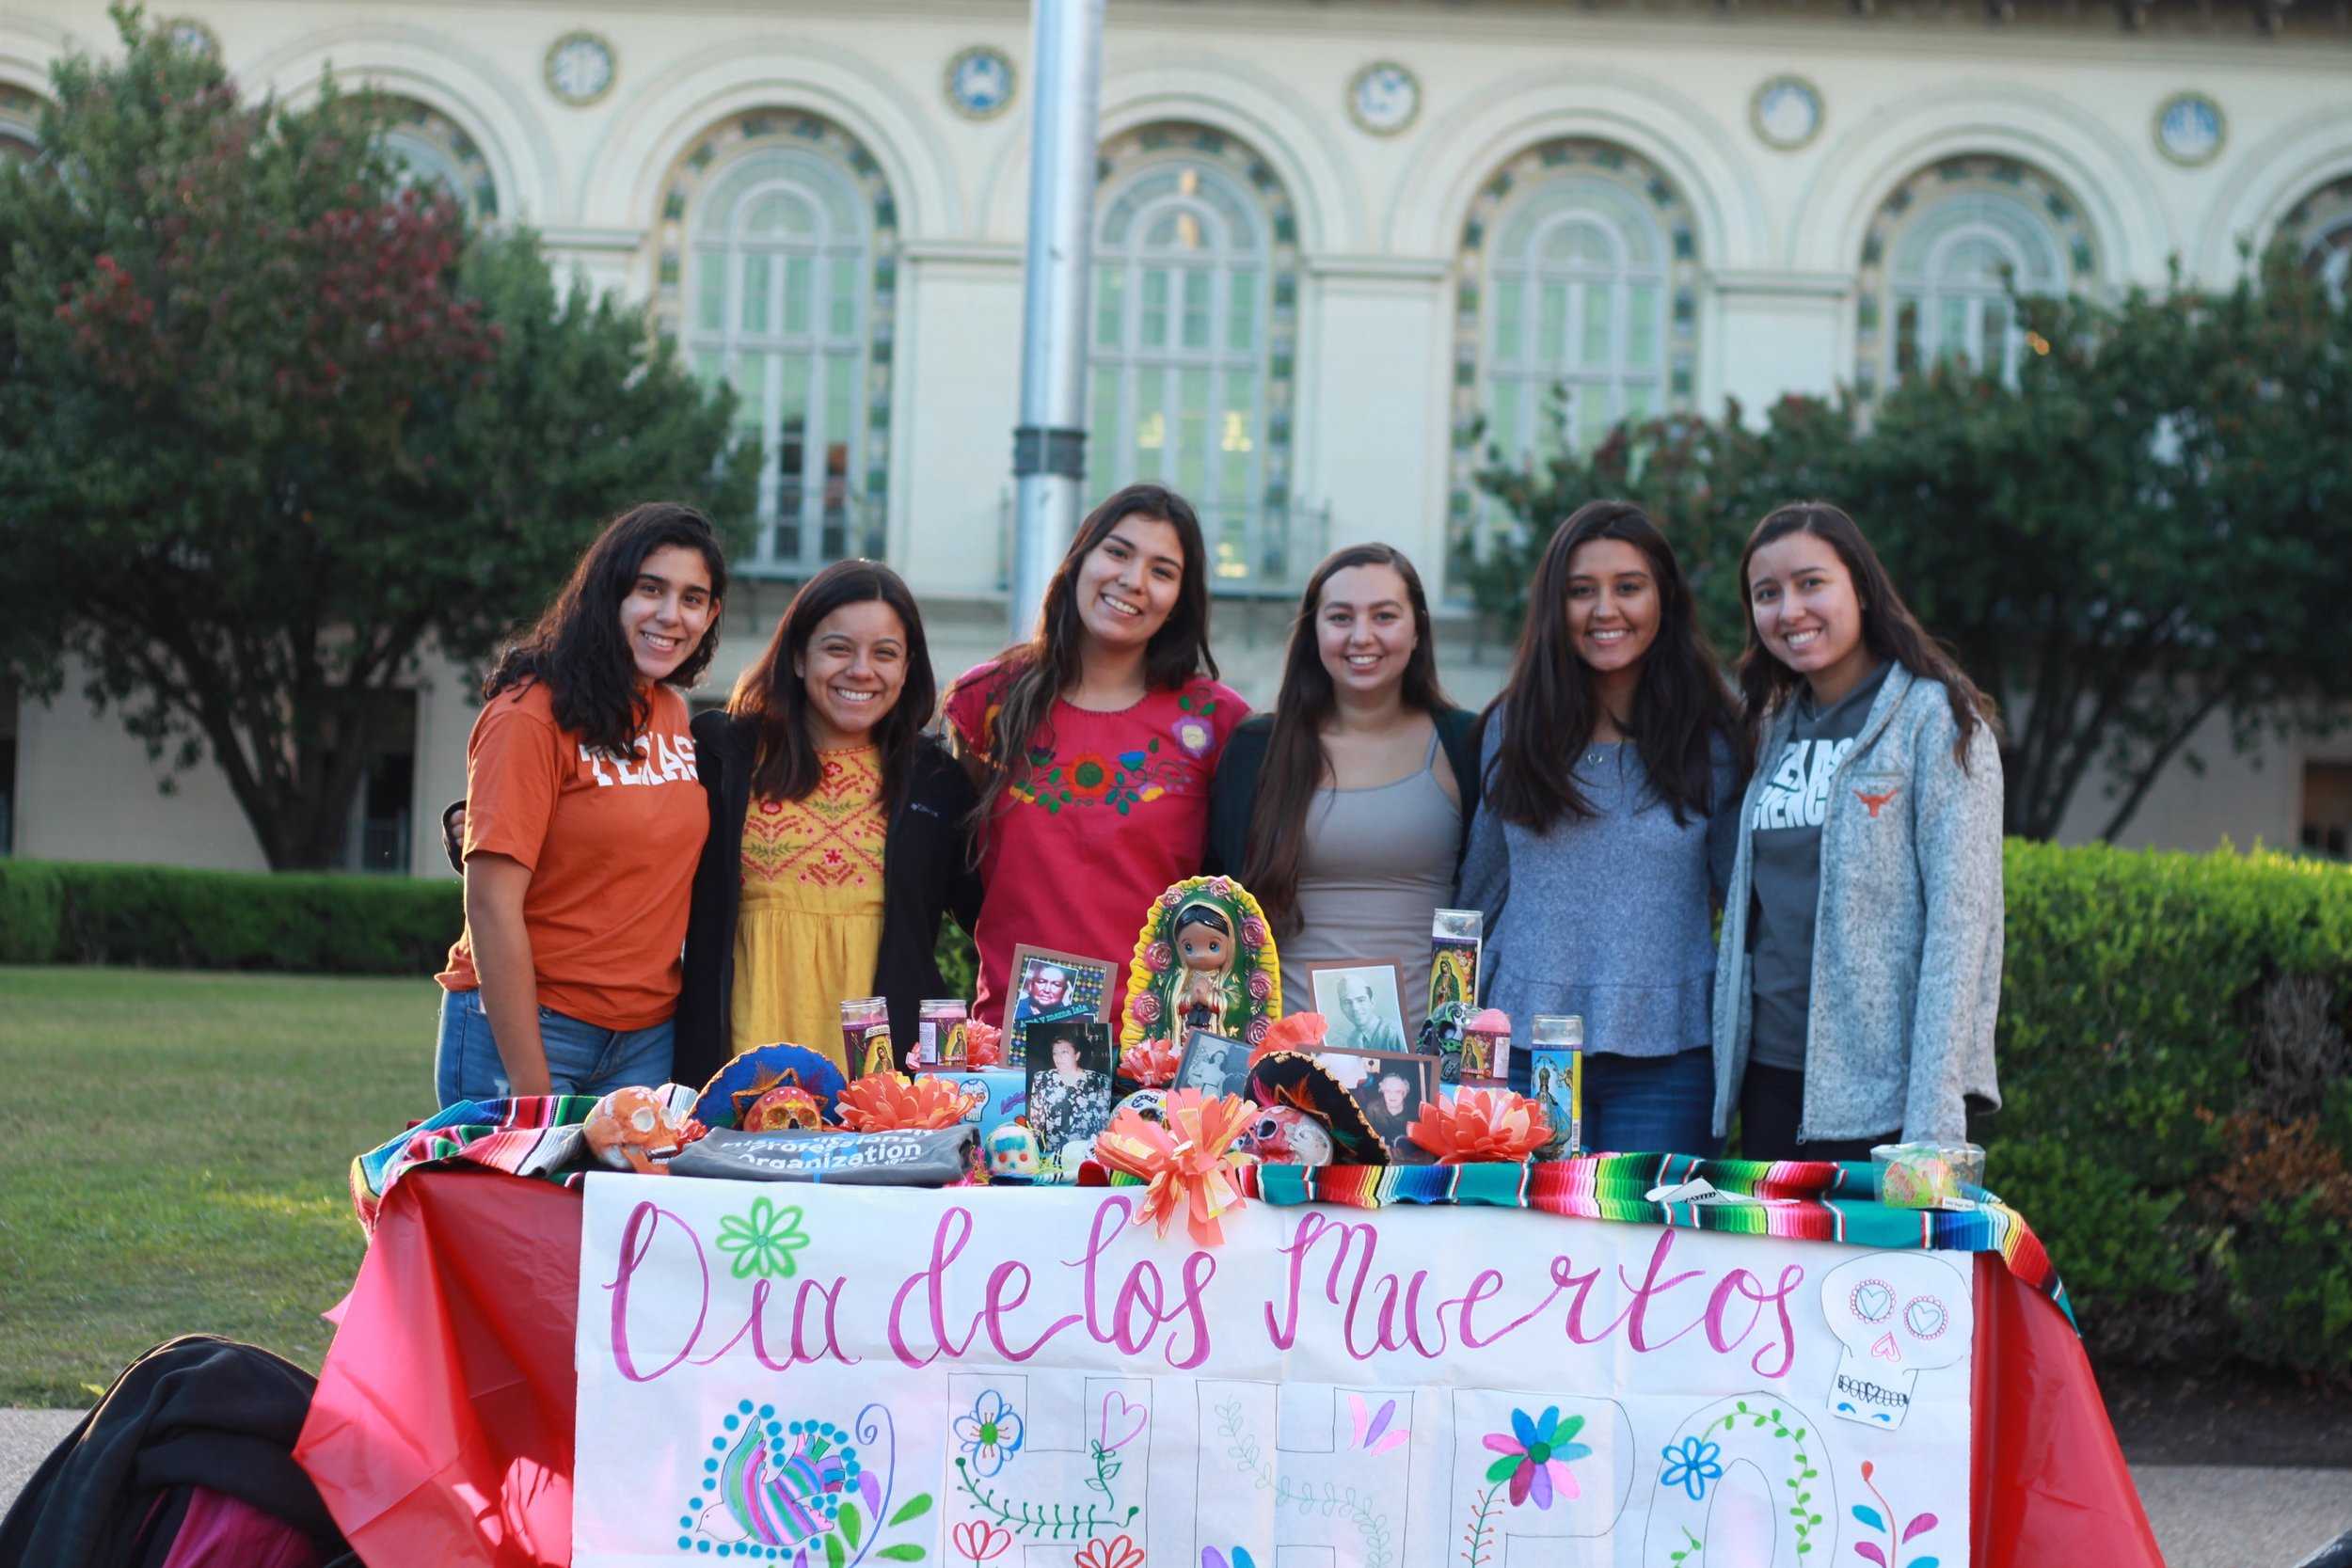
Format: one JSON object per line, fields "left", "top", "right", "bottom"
{"left": 946, "top": 484, "right": 1248, "bottom": 1030}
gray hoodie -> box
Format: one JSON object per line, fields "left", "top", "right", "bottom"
{"left": 1710, "top": 662, "right": 2004, "bottom": 1143}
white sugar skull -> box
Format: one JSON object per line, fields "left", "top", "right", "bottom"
{"left": 1819, "top": 1254, "right": 1972, "bottom": 1430}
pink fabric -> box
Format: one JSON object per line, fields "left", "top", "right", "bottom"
{"left": 157, "top": 1487, "right": 323, "bottom": 1568}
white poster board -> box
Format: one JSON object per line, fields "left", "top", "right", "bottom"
{"left": 575, "top": 1177, "right": 1973, "bottom": 1568}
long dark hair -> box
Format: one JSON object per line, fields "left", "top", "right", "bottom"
{"left": 484, "top": 502, "right": 728, "bottom": 758}
{"left": 966, "top": 483, "right": 1216, "bottom": 826}
{"left": 1242, "top": 544, "right": 1452, "bottom": 936}
{"left": 1737, "top": 500, "right": 1999, "bottom": 768}
{"left": 1480, "top": 499, "right": 1738, "bottom": 832}
{"left": 729, "top": 559, "right": 934, "bottom": 816}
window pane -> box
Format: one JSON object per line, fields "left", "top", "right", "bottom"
{"left": 1141, "top": 270, "right": 1169, "bottom": 349}
{"left": 1096, "top": 264, "right": 1124, "bottom": 349}
{"left": 1627, "top": 283, "right": 1659, "bottom": 368}
{"left": 1982, "top": 298, "right": 2011, "bottom": 365}
{"left": 1574, "top": 383, "right": 1607, "bottom": 451}
{"left": 1182, "top": 268, "right": 1212, "bottom": 350}
{"left": 1624, "top": 381, "right": 1654, "bottom": 422}
{"left": 1486, "top": 382, "right": 1522, "bottom": 461}
{"left": 1895, "top": 298, "right": 1921, "bottom": 375}
{"left": 1177, "top": 369, "right": 1210, "bottom": 497}
{"left": 778, "top": 351, "right": 810, "bottom": 515}
{"left": 1226, "top": 269, "right": 1256, "bottom": 352}
{"left": 1089, "top": 371, "right": 1121, "bottom": 487}
{"left": 1538, "top": 283, "right": 1567, "bottom": 367}
{"left": 783, "top": 256, "right": 811, "bottom": 336}
{"left": 1939, "top": 296, "right": 1969, "bottom": 363}
{"left": 1133, "top": 372, "right": 1167, "bottom": 480}
{"left": 741, "top": 254, "right": 772, "bottom": 334}
{"left": 695, "top": 257, "right": 724, "bottom": 332}
{"left": 1580, "top": 282, "right": 1612, "bottom": 368}
{"left": 1493, "top": 280, "right": 1522, "bottom": 365}
{"left": 829, "top": 257, "right": 857, "bottom": 339}
{"left": 1218, "top": 392, "right": 1254, "bottom": 502}
{"left": 822, "top": 353, "right": 854, "bottom": 559}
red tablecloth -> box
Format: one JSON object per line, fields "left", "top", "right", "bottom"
{"left": 295, "top": 1169, "right": 2164, "bottom": 1568}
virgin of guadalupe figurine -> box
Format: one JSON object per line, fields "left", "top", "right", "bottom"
{"left": 1121, "top": 875, "right": 1282, "bottom": 1057}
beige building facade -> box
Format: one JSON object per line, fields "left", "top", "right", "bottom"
{"left": 5, "top": 0, "right": 2349, "bottom": 872}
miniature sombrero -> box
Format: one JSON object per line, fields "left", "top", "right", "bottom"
{"left": 693, "top": 1043, "right": 850, "bottom": 1131}
{"left": 1245, "top": 1050, "right": 1387, "bottom": 1166}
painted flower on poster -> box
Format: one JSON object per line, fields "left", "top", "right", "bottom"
{"left": 955, "top": 1389, "right": 1025, "bottom": 1476}
{"left": 1660, "top": 1434, "right": 1725, "bottom": 1502}
{"left": 1073, "top": 1534, "right": 1145, "bottom": 1568}
{"left": 1482, "top": 1404, "right": 1589, "bottom": 1508}
{"left": 953, "top": 1518, "right": 1013, "bottom": 1563}
{"left": 713, "top": 1196, "right": 810, "bottom": 1280}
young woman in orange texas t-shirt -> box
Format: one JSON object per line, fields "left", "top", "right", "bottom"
{"left": 434, "top": 503, "right": 727, "bottom": 1107}
{"left": 945, "top": 483, "right": 1248, "bottom": 1037}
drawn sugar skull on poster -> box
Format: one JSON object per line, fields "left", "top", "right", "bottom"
{"left": 1121, "top": 875, "right": 1282, "bottom": 1056}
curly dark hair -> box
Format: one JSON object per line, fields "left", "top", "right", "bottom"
{"left": 483, "top": 502, "right": 728, "bottom": 759}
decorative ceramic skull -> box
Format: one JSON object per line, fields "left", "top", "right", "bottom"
{"left": 1245, "top": 1106, "right": 1334, "bottom": 1167}
{"left": 583, "top": 1085, "right": 689, "bottom": 1176}
{"left": 985, "top": 1121, "right": 1041, "bottom": 1181}
{"left": 741, "top": 1083, "right": 825, "bottom": 1132}
{"left": 1818, "top": 1254, "right": 1974, "bottom": 1430}
{"left": 1115, "top": 1087, "right": 1171, "bottom": 1127}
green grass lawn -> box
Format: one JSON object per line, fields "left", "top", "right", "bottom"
{"left": 0, "top": 966, "right": 437, "bottom": 1406}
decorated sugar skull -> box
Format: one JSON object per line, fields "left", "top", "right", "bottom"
{"left": 583, "top": 1085, "right": 691, "bottom": 1175}
{"left": 1245, "top": 1105, "right": 1335, "bottom": 1167}
{"left": 741, "top": 1083, "right": 826, "bottom": 1132}
{"left": 985, "top": 1120, "right": 1041, "bottom": 1181}
{"left": 1819, "top": 1254, "right": 1974, "bottom": 1430}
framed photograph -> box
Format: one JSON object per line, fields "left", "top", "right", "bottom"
{"left": 1311, "top": 1046, "right": 1437, "bottom": 1165}
{"left": 1025, "top": 1017, "right": 1114, "bottom": 1180}
{"left": 1307, "top": 960, "right": 1410, "bottom": 1055}
{"left": 1175, "top": 1029, "right": 1251, "bottom": 1099}
{"left": 1007, "top": 943, "right": 1117, "bottom": 1066}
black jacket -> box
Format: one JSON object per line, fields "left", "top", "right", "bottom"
{"left": 675, "top": 712, "right": 982, "bottom": 1088}
{"left": 0, "top": 1335, "right": 351, "bottom": 1568}
{"left": 1203, "top": 705, "right": 1484, "bottom": 884}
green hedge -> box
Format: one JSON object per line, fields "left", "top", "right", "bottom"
{"left": 0, "top": 859, "right": 462, "bottom": 974}
{"left": 5, "top": 845, "right": 2348, "bottom": 1378}
{"left": 1994, "top": 841, "right": 2352, "bottom": 1379}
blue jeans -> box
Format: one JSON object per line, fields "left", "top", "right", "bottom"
{"left": 1578, "top": 1047, "right": 1720, "bottom": 1158}
{"left": 434, "top": 987, "right": 675, "bottom": 1109}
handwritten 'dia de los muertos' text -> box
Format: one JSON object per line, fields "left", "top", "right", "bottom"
{"left": 600, "top": 1196, "right": 1805, "bottom": 1385}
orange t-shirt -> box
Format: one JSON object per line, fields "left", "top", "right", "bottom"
{"left": 437, "top": 679, "right": 708, "bottom": 1031}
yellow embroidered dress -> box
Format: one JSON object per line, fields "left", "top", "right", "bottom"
{"left": 728, "top": 746, "right": 886, "bottom": 1069}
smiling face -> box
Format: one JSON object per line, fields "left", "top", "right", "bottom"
{"left": 1314, "top": 562, "right": 1418, "bottom": 701}
{"left": 795, "top": 598, "right": 908, "bottom": 750}
{"left": 620, "top": 544, "right": 718, "bottom": 684}
{"left": 1338, "top": 980, "right": 1378, "bottom": 1031}
{"left": 1073, "top": 515, "right": 1185, "bottom": 656}
{"left": 1563, "top": 537, "right": 1660, "bottom": 680}
{"left": 1748, "top": 531, "right": 1871, "bottom": 704}
{"left": 1179, "top": 924, "right": 1230, "bottom": 974}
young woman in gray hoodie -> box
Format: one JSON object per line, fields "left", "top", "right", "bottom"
{"left": 1712, "top": 501, "right": 2005, "bottom": 1162}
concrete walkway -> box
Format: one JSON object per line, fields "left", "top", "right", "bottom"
{"left": 2, "top": 1407, "right": 2345, "bottom": 1563}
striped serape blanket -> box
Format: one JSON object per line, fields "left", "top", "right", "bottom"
{"left": 349, "top": 1093, "right": 603, "bottom": 1232}
{"left": 1235, "top": 1152, "right": 2073, "bottom": 1326}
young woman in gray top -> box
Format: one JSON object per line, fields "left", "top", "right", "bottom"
{"left": 1714, "top": 501, "right": 2004, "bottom": 1162}
{"left": 1205, "top": 545, "right": 1476, "bottom": 1039}
{"left": 1458, "top": 502, "right": 1741, "bottom": 1155}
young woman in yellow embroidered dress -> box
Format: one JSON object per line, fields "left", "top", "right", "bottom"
{"left": 675, "top": 562, "right": 978, "bottom": 1083}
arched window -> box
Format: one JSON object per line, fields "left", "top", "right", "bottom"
{"left": 0, "top": 85, "right": 45, "bottom": 165}
{"left": 1450, "top": 140, "right": 1702, "bottom": 571}
{"left": 1089, "top": 125, "right": 1300, "bottom": 587}
{"left": 378, "top": 99, "right": 499, "bottom": 225}
{"left": 662, "top": 115, "right": 897, "bottom": 574}
{"left": 2277, "top": 173, "right": 2352, "bottom": 294}
{"left": 1855, "top": 158, "right": 2094, "bottom": 396}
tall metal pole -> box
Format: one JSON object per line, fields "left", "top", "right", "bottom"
{"left": 1008, "top": 0, "right": 1104, "bottom": 643}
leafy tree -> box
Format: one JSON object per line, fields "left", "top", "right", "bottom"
{"left": 1470, "top": 253, "right": 2352, "bottom": 841}
{"left": 0, "top": 7, "right": 758, "bottom": 868}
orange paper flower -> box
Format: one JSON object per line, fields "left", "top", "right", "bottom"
{"left": 1093, "top": 1088, "right": 1257, "bottom": 1246}
{"left": 1118, "top": 1037, "right": 1181, "bottom": 1087}
{"left": 963, "top": 1022, "right": 1004, "bottom": 1069}
{"left": 835, "top": 1071, "right": 978, "bottom": 1132}
{"left": 1406, "top": 1087, "right": 1552, "bottom": 1164}
{"left": 1252, "top": 1010, "right": 1327, "bottom": 1067}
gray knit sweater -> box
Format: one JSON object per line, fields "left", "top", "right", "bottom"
{"left": 1457, "top": 716, "right": 1736, "bottom": 1073}
{"left": 1710, "top": 663, "right": 2005, "bottom": 1143}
